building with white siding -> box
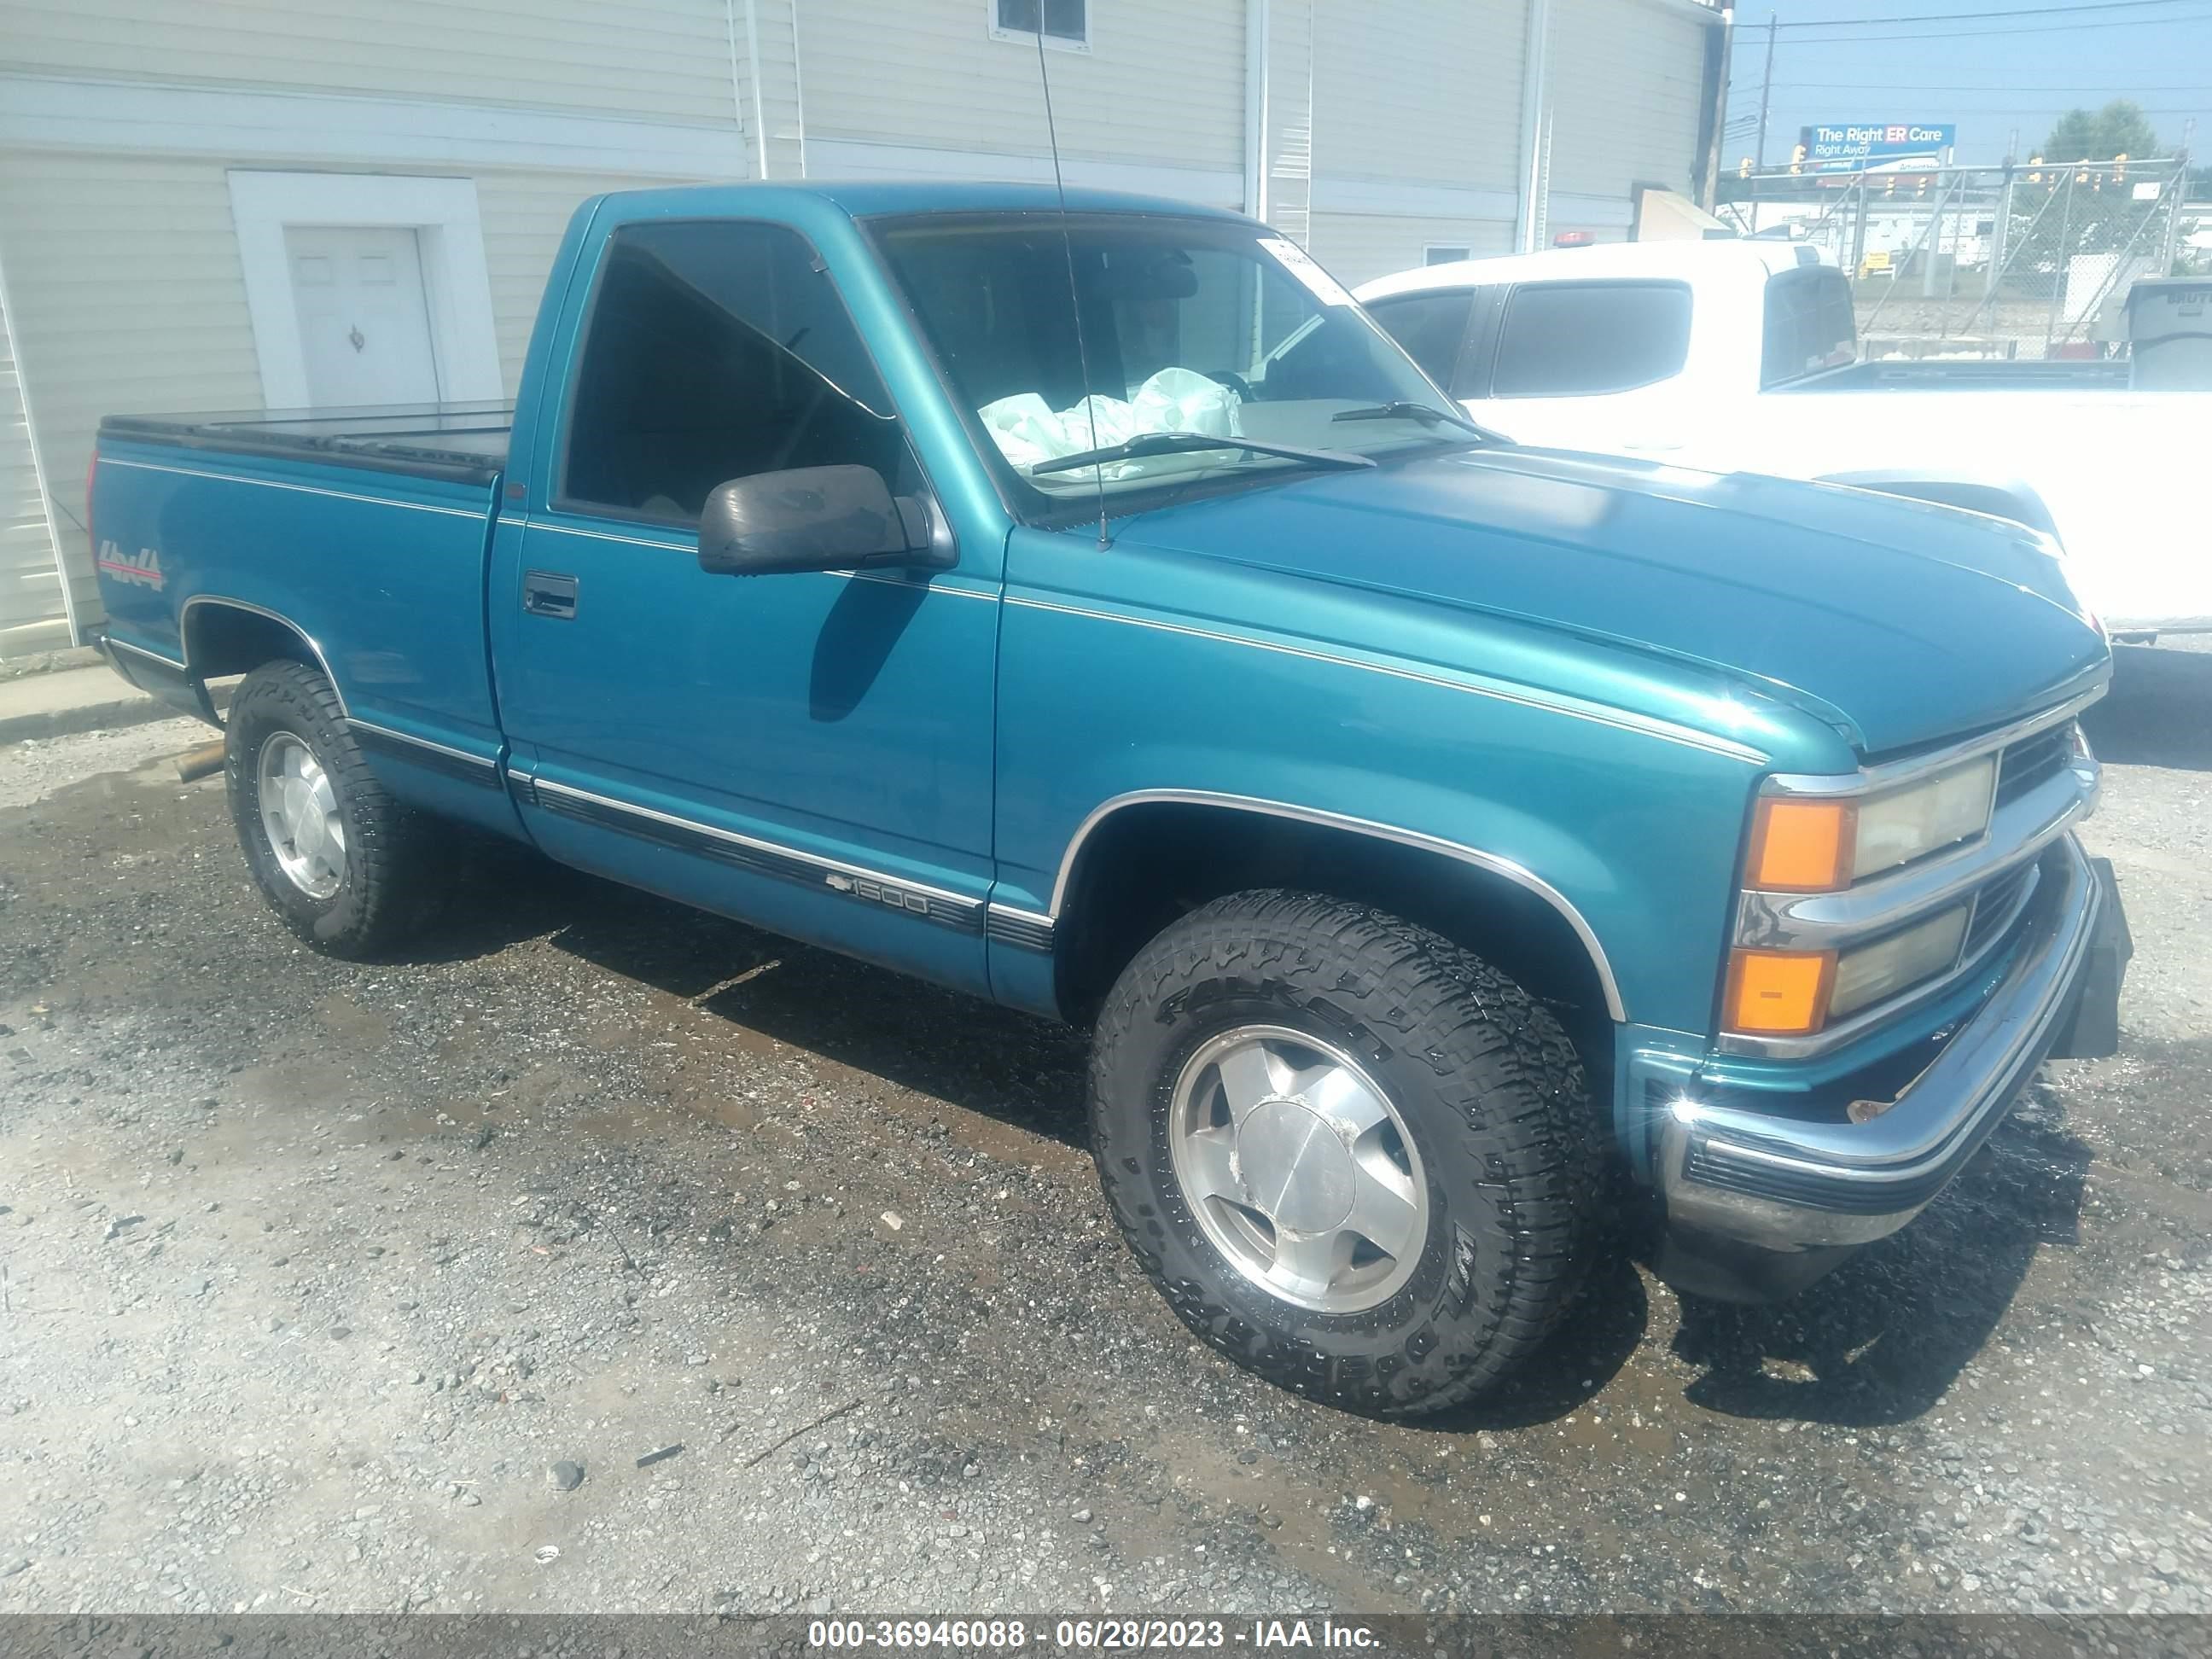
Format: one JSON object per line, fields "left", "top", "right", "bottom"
{"left": 0, "top": 0, "right": 1724, "bottom": 656}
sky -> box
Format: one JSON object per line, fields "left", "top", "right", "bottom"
{"left": 1721, "top": 0, "right": 2212, "bottom": 167}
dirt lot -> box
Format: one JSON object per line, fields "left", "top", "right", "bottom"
{"left": 0, "top": 647, "right": 2207, "bottom": 1619}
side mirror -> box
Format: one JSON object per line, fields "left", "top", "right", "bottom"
{"left": 696, "top": 464, "right": 945, "bottom": 577}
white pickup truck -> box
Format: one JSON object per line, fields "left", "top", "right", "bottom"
{"left": 1357, "top": 241, "right": 2209, "bottom": 636}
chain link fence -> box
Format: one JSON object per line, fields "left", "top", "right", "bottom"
{"left": 1721, "top": 159, "right": 2200, "bottom": 360}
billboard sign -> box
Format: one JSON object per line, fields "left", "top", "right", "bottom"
{"left": 1799, "top": 122, "right": 1956, "bottom": 173}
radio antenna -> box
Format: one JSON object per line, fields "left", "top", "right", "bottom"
{"left": 1036, "top": 31, "right": 1110, "bottom": 551}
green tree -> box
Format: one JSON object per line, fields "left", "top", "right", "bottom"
{"left": 1996, "top": 102, "right": 2182, "bottom": 311}
{"left": 2009, "top": 102, "right": 2202, "bottom": 291}
{"left": 2038, "top": 100, "right": 2163, "bottom": 164}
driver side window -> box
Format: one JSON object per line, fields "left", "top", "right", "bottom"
{"left": 560, "top": 221, "right": 911, "bottom": 521}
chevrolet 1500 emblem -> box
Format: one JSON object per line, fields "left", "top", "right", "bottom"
{"left": 824, "top": 870, "right": 930, "bottom": 916}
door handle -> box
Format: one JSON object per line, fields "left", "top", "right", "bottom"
{"left": 522, "top": 570, "right": 579, "bottom": 619}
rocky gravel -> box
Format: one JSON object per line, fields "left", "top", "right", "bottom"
{"left": 0, "top": 647, "right": 2206, "bottom": 1619}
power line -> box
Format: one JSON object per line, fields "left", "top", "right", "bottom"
{"left": 1770, "top": 0, "right": 2199, "bottom": 27}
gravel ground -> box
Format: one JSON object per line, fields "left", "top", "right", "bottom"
{"left": 0, "top": 646, "right": 2206, "bottom": 1620}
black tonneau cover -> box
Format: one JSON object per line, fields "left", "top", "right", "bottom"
{"left": 100, "top": 402, "right": 513, "bottom": 486}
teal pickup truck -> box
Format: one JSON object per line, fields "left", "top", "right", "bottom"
{"left": 90, "top": 182, "right": 2128, "bottom": 1417}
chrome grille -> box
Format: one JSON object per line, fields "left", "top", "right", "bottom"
{"left": 1995, "top": 720, "right": 2074, "bottom": 809}
{"left": 1964, "top": 861, "right": 2036, "bottom": 959}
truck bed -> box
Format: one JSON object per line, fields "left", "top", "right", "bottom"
{"left": 100, "top": 403, "right": 512, "bottom": 485}
{"left": 93, "top": 401, "right": 512, "bottom": 748}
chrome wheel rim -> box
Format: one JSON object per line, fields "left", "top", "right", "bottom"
{"left": 1167, "top": 1024, "right": 1429, "bottom": 1314}
{"left": 255, "top": 731, "right": 346, "bottom": 900}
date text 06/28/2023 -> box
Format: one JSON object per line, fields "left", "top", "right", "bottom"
{"left": 805, "top": 1617, "right": 1383, "bottom": 1650}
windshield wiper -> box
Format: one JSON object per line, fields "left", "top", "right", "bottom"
{"left": 1027, "top": 430, "right": 1376, "bottom": 477}
{"left": 1331, "top": 400, "right": 1500, "bottom": 439}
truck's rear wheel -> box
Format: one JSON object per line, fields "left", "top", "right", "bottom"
{"left": 224, "top": 659, "right": 443, "bottom": 959}
{"left": 1090, "top": 889, "right": 1602, "bottom": 1417}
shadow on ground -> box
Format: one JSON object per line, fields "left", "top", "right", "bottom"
{"left": 414, "top": 843, "right": 1091, "bottom": 1148}
{"left": 1420, "top": 1251, "right": 1652, "bottom": 1431}
{"left": 2081, "top": 643, "right": 2212, "bottom": 771}
{"left": 1668, "top": 1088, "right": 2092, "bottom": 1425}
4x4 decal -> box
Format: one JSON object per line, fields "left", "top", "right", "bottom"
{"left": 96, "top": 540, "right": 166, "bottom": 591}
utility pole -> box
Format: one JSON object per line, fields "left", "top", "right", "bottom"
{"left": 1754, "top": 14, "right": 1776, "bottom": 172}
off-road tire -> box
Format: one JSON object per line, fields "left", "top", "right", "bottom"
{"left": 224, "top": 659, "right": 445, "bottom": 959}
{"left": 1090, "top": 889, "right": 1603, "bottom": 1417}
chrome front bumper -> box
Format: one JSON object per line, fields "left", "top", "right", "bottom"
{"left": 1658, "top": 833, "right": 2105, "bottom": 1261}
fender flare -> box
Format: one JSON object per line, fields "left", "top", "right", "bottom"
{"left": 180, "top": 595, "right": 349, "bottom": 719}
{"left": 1029, "top": 788, "right": 1629, "bottom": 1023}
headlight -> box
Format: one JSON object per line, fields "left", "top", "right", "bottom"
{"left": 1851, "top": 755, "right": 1995, "bottom": 880}
{"left": 1727, "top": 904, "right": 1974, "bottom": 1036}
{"left": 1744, "top": 754, "right": 1994, "bottom": 893}
{"left": 1727, "top": 754, "right": 1999, "bottom": 1038}
{"left": 1829, "top": 905, "right": 1970, "bottom": 1019}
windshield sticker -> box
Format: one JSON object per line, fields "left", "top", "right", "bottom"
{"left": 1257, "top": 237, "right": 1356, "bottom": 307}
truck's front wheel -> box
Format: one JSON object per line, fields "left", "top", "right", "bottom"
{"left": 225, "top": 660, "right": 443, "bottom": 959}
{"left": 1091, "top": 890, "right": 1602, "bottom": 1417}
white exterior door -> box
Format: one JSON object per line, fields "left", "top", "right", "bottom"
{"left": 283, "top": 226, "right": 442, "bottom": 408}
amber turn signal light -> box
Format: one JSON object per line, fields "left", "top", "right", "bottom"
{"left": 1746, "top": 797, "right": 1856, "bottom": 893}
{"left": 1726, "top": 947, "right": 1836, "bottom": 1036}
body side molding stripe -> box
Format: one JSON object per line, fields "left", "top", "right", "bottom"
{"left": 105, "top": 634, "right": 189, "bottom": 673}
{"left": 346, "top": 719, "right": 502, "bottom": 789}
{"left": 1046, "top": 789, "right": 1629, "bottom": 1023}
{"left": 523, "top": 775, "right": 986, "bottom": 934}
{"left": 984, "top": 903, "right": 1057, "bottom": 953}
{"left": 1004, "top": 593, "right": 1767, "bottom": 764}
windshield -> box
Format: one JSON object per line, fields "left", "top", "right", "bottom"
{"left": 871, "top": 212, "right": 1476, "bottom": 515}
